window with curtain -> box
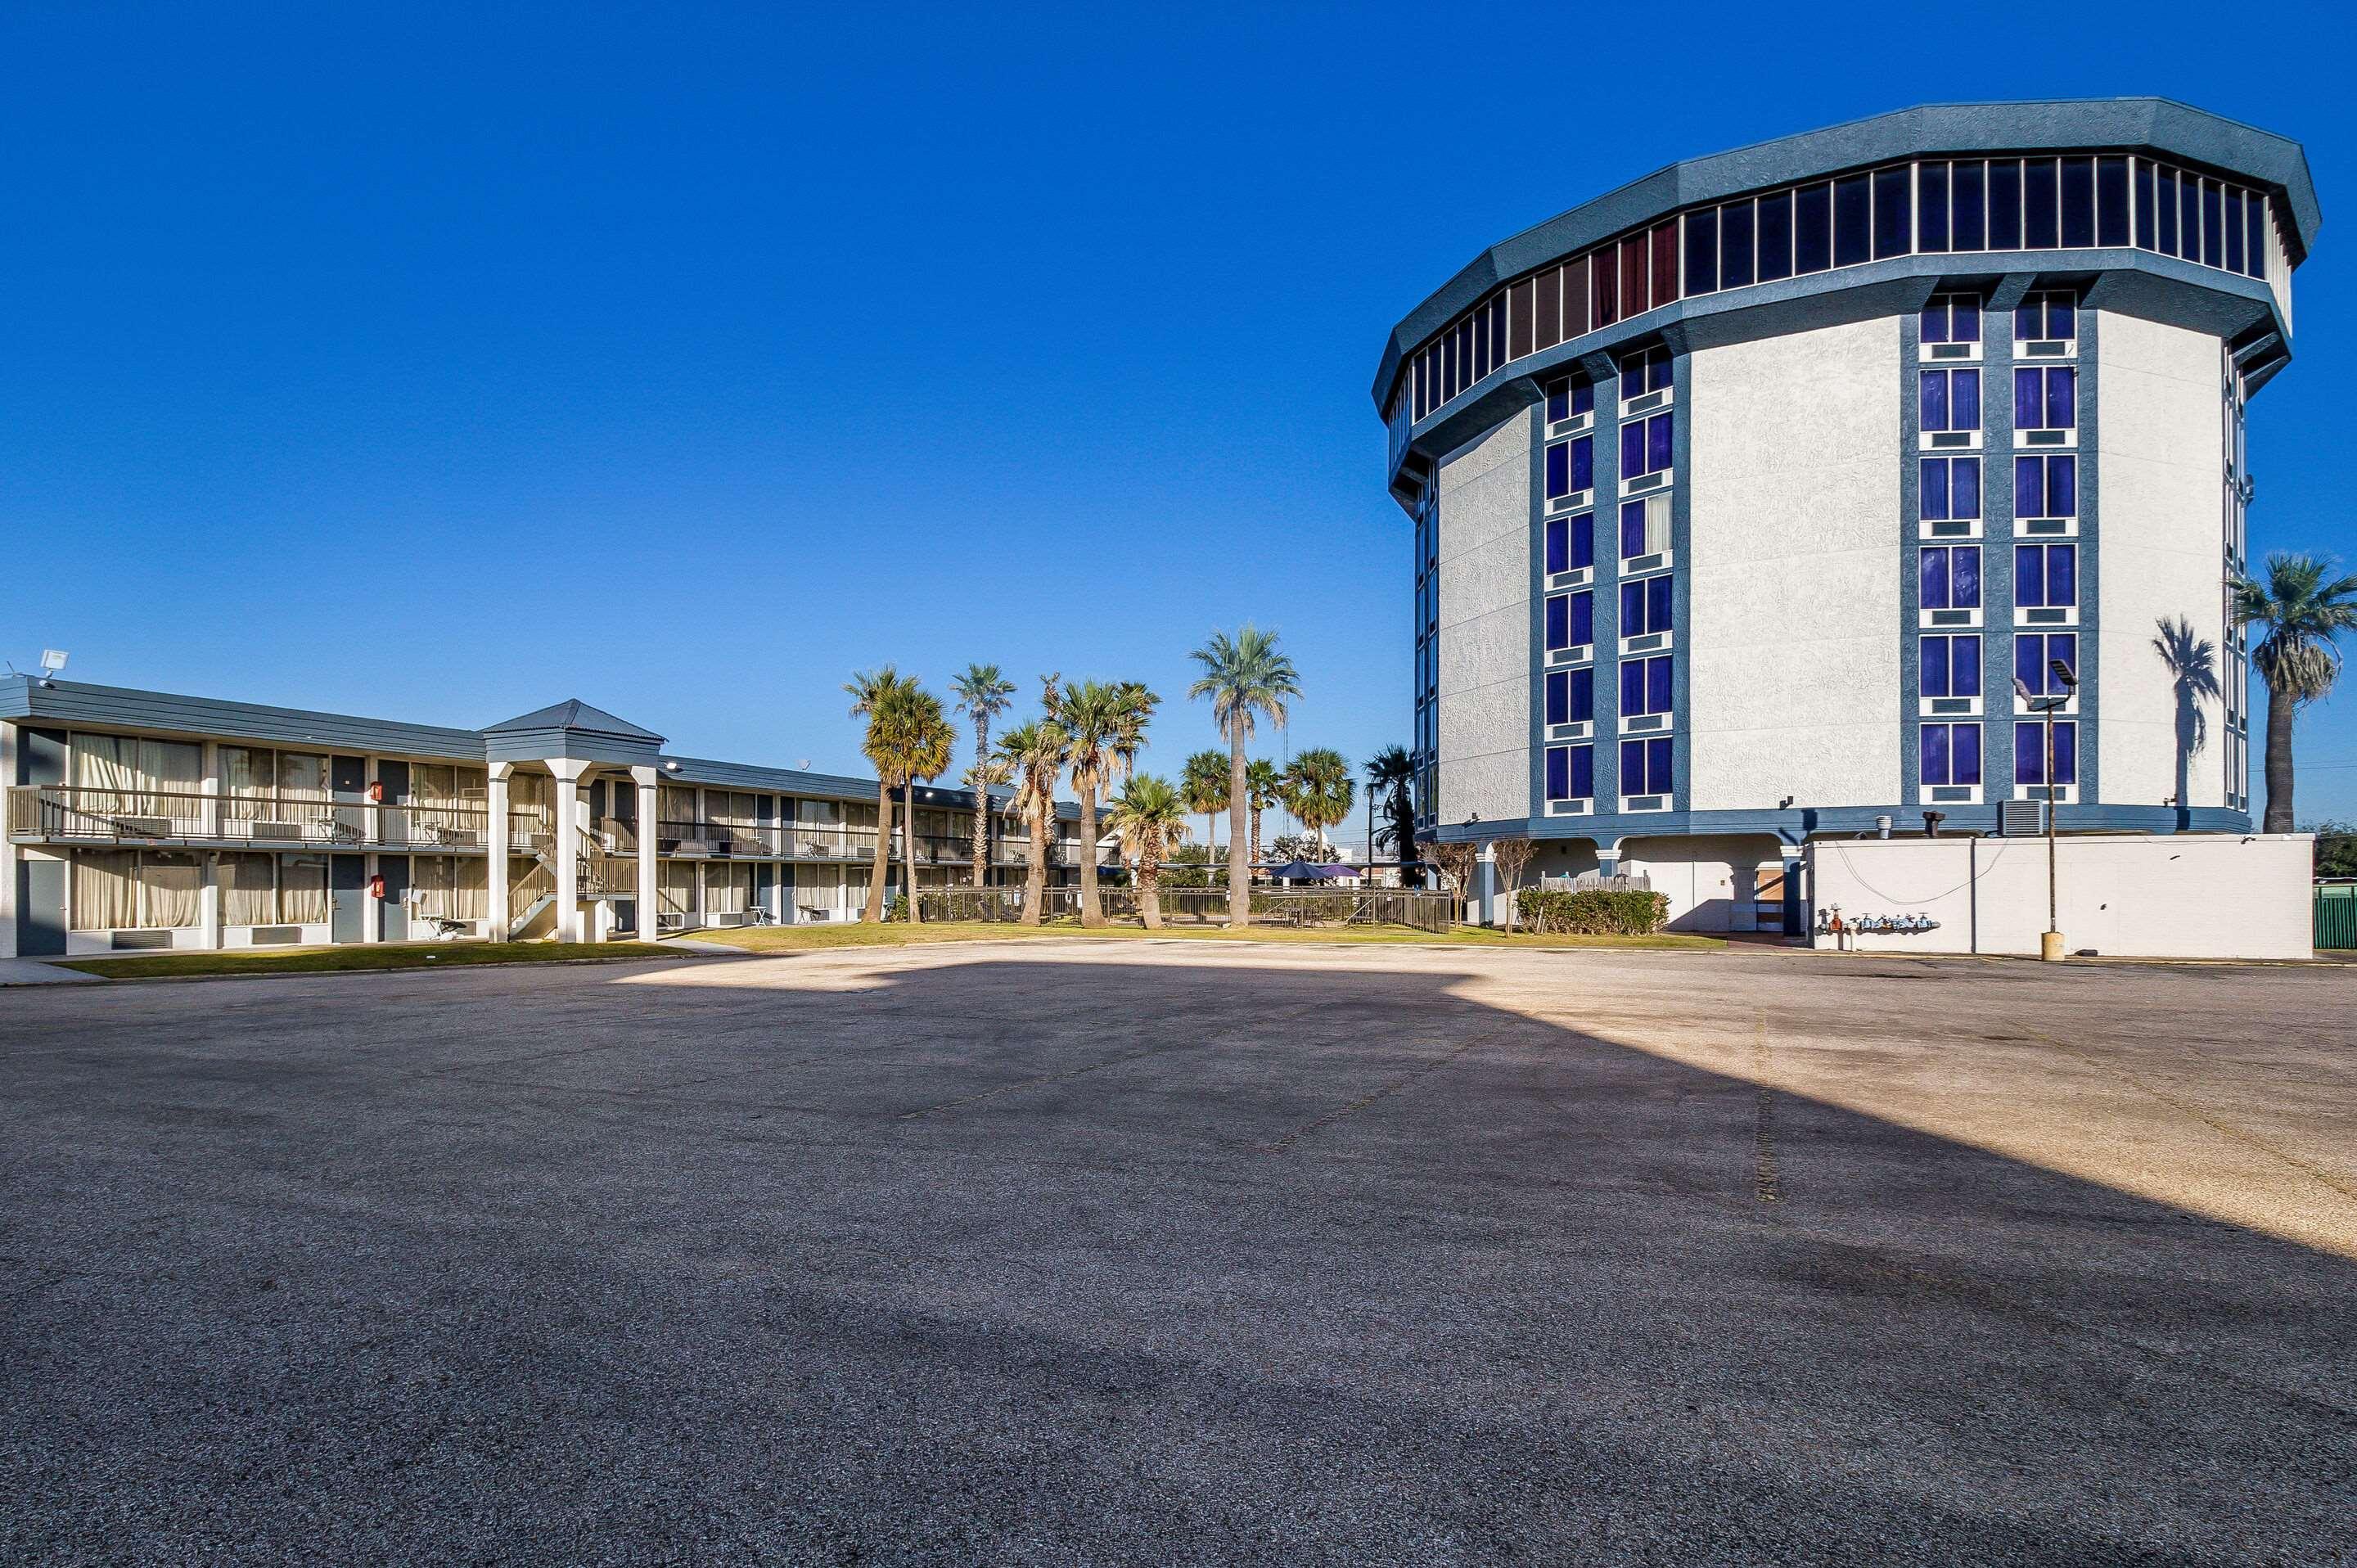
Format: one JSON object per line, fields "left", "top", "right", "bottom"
{"left": 142, "top": 853, "right": 201, "bottom": 927}
{"left": 223, "top": 854, "right": 277, "bottom": 925}
{"left": 223, "top": 747, "right": 272, "bottom": 818}
{"left": 660, "top": 862, "right": 695, "bottom": 916}
{"left": 280, "top": 857, "right": 329, "bottom": 924}
{"left": 705, "top": 863, "right": 752, "bottom": 915}
{"left": 660, "top": 785, "right": 698, "bottom": 826}
{"left": 70, "top": 850, "right": 139, "bottom": 930}
{"left": 453, "top": 856, "right": 487, "bottom": 921}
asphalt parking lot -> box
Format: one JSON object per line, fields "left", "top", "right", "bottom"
{"left": 4, "top": 940, "right": 2354, "bottom": 1565}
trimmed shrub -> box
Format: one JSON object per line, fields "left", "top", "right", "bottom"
{"left": 1515, "top": 887, "right": 1670, "bottom": 935}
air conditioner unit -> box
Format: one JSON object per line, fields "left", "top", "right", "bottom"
{"left": 1999, "top": 800, "right": 2047, "bottom": 836}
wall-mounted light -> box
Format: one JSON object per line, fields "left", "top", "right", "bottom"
{"left": 663, "top": 759, "right": 682, "bottom": 773}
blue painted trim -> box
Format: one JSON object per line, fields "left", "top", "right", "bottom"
{"left": 1427, "top": 802, "right": 2251, "bottom": 845}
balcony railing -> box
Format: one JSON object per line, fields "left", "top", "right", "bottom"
{"left": 7, "top": 786, "right": 489, "bottom": 850}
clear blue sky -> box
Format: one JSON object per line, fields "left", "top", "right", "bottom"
{"left": 3, "top": 2, "right": 2352, "bottom": 822}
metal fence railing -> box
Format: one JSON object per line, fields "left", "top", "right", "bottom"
{"left": 7, "top": 785, "right": 491, "bottom": 849}
{"left": 916, "top": 885, "right": 1457, "bottom": 933}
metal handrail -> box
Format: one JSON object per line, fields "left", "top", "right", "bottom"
{"left": 7, "top": 785, "right": 489, "bottom": 849}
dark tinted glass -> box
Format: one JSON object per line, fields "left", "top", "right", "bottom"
{"left": 1651, "top": 222, "right": 1680, "bottom": 307}
{"left": 2156, "top": 167, "right": 2179, "bottom": 255}
{"left": 2026, "top": 158, "right": 2059, "bottom": 248}
{"left": 1570, "top": 745, "right": 1593, "bottom": 798}
{"left": 1646, "top": 574, "right": 1673, "bottom": 633}
{"left": 1546, "top": 671, "right": 1568, "bottom": 726}
{"left": 1620, "top": 660, "right": 1645, "bottom": 713}
{"left": 1571, "top": 512, "right": 1593, "bottom": 570}
{"left": 1720, "top": 200, "right": 1755, "bottom": 286}
{"left": 2059, "top": 156, "right": 2094, "bottom": 246}
{"left": 1592, "top": 246, "right": 1619, "bottom": 327}
{"left": 1989, "top": 160, "right": 2022, "bottom": 249}
{"left": 1546, "top": 595, "right": 1568, "bottom": 650}
{"left": 1953, "top": 160, "right": 1985, "bottom": 250}
{"left": 2134, "top": 160, "right": 2156, "bottom": 249}
{"left": 1646, "top": 656, "right": 1672, "bottom": 714}
{"left": 1796, "top": 182, "right": 1832, "bottom": 273}
{"left": 1684, "top": 206, "right": 1719, "bottom": 295}
{"left": 1920, "top": 457, "right": 1950, "bottom": 520}
{"left": 1535, "top": 267, "right": 1562, "bottom": 349}
{"left": 2247, "top": 196, "right": 2268, "bottom": 278}
{"left": 2180, "top": 176, "right": 2202, "bottom": 261}
{"left": 1545, "top": 516, "right": 1568, "bottom": 574}
{"left": 1756, "top": 191, "right": 1793, "bottom": 280}
{"left": 2096, "top": 156, "right": 2129, "bottom": 246}
{"left": 1918, "top": 162, "right": 1949, "bottom": 252}
{"left": 1546, "top": 746, "right": 1568, "bottom": 800}
{"left": 2224, "top": 188, "right": 2246, "bottom": 274}
{"left": 1873, "top": 164, "right": 1911, "bottom": 259}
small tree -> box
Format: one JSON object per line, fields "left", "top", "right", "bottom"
{"left": 1422, "top": 837, "right": 1479, "bottom": 922}
{"left": 1490, "top": 836, "right": 1537, "bottom": 932}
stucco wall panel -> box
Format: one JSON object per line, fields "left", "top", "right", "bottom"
{"left": 1437, "top": 414, "right": 1534, "bottom": 824}
{"left": 1687, "top": 318, "right": 1904, "bottom": 811}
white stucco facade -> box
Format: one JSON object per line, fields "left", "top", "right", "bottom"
{"left": 1686, "top": 317, "right": 1904, "bottom": 811}
{"left": 1435, "top": 411, "right": 1534, "bottom": 826}
{"left": 2093, "top": 312, "right": 2229, "bottom": 809}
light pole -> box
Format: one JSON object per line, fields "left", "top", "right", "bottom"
{"left": 2017, "top": 657, "right": 2078, "bottom": 961}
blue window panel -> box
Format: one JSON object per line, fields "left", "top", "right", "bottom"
{"left": 1922, "top": 638, "right": 1949, "bottom": 697}
{"left": 1720, "top": 200, "right": 1755, "bottom": 288}
{"left": 1571, "top": 512, "right": 1594, "bottom": 570}
{"left": 1546, "top": 442, "right": 1571, "bottom": 499}
{"left": 1953, "top": 370, "right": 1980, "bottom": 431}
{"left": 1684, "top": 206, "right": 1719, "bottom": 295}
{"left": 2224, "top": 188, "right": 2246, "bottom": 275}
{"left": 1989, "top": 160, "right": 2022, "bottom": 250}
{"left": 1954, "top": 724, "right": 1982, "bottom": 786}
{"left": 1648, "top": 738, "right": 1673, "bottom": 795}
{"left": 1546, "top": 672, "right": 1569, "bottom": 727}
{"left": 2015, "top": 368, "right": 2041, "bottom": 428}
{"left": 1833, "top": 173, "right": 1871, "bottom": 266}
{"left": 1570, "top": 744, "right": 1593, "bottom": 799}
{"left": 1922, "top": 547, "right": 1949, "bottom": 608}
{"left": 1756, "top": 190, "right": 1794, "bottom": 282}
{"left": 1954, "top": 295, "right": 1980, "bottom": 343}
{"left": 2048, "top": 295, "right": 2075, "bottom": 340}
{"left": 2135, "top": 160, "right": 2156, "bottom": 250}
{"left": 1571, "top": 666, "right": 1593, "bottom": 722}
{"left": 1571, "top": 591, "right": 1593, "bottom": 646}
{"left": 1546, "top": 595, "right": 1568, "bottom": 651}
{"left": 2060, "top": 156, "right": 2095, "bottom": 247}
{"left": 1620, "top": 420, "right": 1643, "bottom": 476}
{"left": 1545, "top": 380, "right": 1571, "bottom": 422}
{"left": 1796, "top": 182, "right": 1832, "bottom": 273}
{"left": 1571, "top": 435, "right": 1593, "bottom": 493}
{"left": 1620, "top": 659, "right": 1645, "bottom": 714}
{"left": 2048, "top": 455, "right": 2075, "bottom": 517}
{"left": 2026, "top": 157, "right": 2059, "bottom": 249}
{"left": 2156, "top": 166, "right": 2179, "bottom": 256}
{"left": 1647, "top": 655, "right": 1672, "bottom": 714}
{"left": 1952, "top": 458, "right": 1981, "bottom": 519}
{"left": 1544, "top": 516, "right": 1569, "bottom": 574}
{"left": 1572, "top": 382, "right": 1595, "bottom": 417}
{"left": 2246, "top": 196, "right": 2268, "bottom": 280}
{"left": 2202, "top": 182, "right": 2224, "bottom": 268}
{"left": 2016, "top": 455, "right": 2045, "bottom": 520}
{"left": 1646, "top": 574, "right": 1674, "bottom": 633}
{"left": 1921, "top": 724, "right": 1951, "bottom": 785}
{"left": 1922, "top": 457, "right": 1950, "bottom": 520}
{"left": 1620, "top": 356, "right": 1644, "bottom": 401}
{"left": 1920, "top": 302, "right": 1949, "bottom": 344}
{"left": 1922, "top": 545, "right": 1981, "bottom": 611}
{"left": 1918, "top": 162, "right": 1950, "bottom": 253}
{"left": 2179, "top": 174, "right": 2201, "bottom": 263}
{"left": 2053, "top": 721, "right": 2077, "bottom": 785}
{"left": 2048, "top": 543, "right": 2075, "bottom": 605}
{"left": 1619, "top": 501, "right": 1645, "bottom": 559}
{"left": 1951, "top": 636, "right": 1981, "bottom": 697}
{"left": 1620, "top": 579, "right": 1643, "bottom": 629}
{"left": 1620, "top": 738, "right": 1644, "bottom": 791}
{"left": 1873, "top": 164, "right": 1911, "bottom": 259}
{"left": 1953, "top": 160, "right": 1986, "bottom": 251}
{"left": 2015, "top": 721, "right": 2078, "bottom": 786}
{"left": 1646, "top": 412, "right": 1673, "bottom": 473}
{"left": 1920, "top": 371, "right": 1949, "bottom": 433}
{"left": 2097, "top": 156, "right": 2129, "bottom": 247}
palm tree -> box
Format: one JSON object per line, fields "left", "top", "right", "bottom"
{"left": 2231, "top": 552, "right": 2357, "bottom": 831}
{"left": 1188, "top": 625, "right": 1302, "bottom": 927}
{"left": 2152, "top": 616, "right": 2221, "bottom": 823}
{"left": 1245, "top": 759, "right": 1282, "bottom": 869}
{"left": 874, "top": 685, "right": 955, "bottom": 924}
{"left": 995, "top": 716, "right": 1069, "bottom": 926}
{"left": 1281, "top": 748, "right": 1354, "bottom": 861}
{"left": 1180, "top": 750, "right": 1230, "bottom": 863}
{"left": 1364, "top": 745, "right": 1420, "bottom": 887}
{"left": 1106, "top": 773, "right": 1188, "bottom": 930}
{"left": 950, "top": 663, "right": 1016, "bottom": 888}
{"left": 846, "top": 665, "right": 915, "bottom": 922}
{"left": 1053, "top": 679, "right": 1161, "bottom": 927}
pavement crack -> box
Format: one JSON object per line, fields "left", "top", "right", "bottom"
{"left": 1260, "top": 1031, "right": 1502, "bottom": 1154}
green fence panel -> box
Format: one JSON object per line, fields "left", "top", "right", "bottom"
{"left": 2316, "top": 885, "right": 2357, "bottom": 951}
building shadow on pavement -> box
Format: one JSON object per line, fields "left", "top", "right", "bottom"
{"left": 2, "top": 950, "right": 2351, "bottom": 1563}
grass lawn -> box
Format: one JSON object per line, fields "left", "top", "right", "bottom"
{"left": 56, "top": 941, "right": 686, "bottom": 980}
{"left": 687, "top": 921, "right": 1723, "bottom": 954}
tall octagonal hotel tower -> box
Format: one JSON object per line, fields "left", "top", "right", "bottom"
{"left": 1372, "top": 100, "right": 2317, "bottom": 931}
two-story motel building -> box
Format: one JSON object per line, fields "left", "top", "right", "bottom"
{"left": 1, "top": 678, "right": 1088, "bottom": 957}
{"left": 1374, "top": 100, "right": 2315, "bottom": 932}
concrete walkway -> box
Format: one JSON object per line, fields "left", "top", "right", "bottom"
{"left": 0, "top": 957, "right": 100, "bottom": 986}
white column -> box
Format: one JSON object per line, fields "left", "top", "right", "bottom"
{"left": 487, "top": 764, "right": 512, "bottom": 940}
{"left": 549, "top": 758, "right": 589, "bottom": 943}
{"left": 633, "top": 765, "right": 659, "bottom": 939}
{"left": 363, "top": 851, "right": 381, "bottom": 943}
{"left": 202, "top": 853, "right": 224, "bottom": 951}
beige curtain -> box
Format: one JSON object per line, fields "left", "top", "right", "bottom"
{"left": 413, "top": 855, "right": 454, "bottom": 919}
{"left": 453, "top": 857, "right": 488, "bottom": 921}
{"left": 277, "top": 754, "right": 327, "bottom": 804}
{"left": 412, "top": 764, "right": 456, "bottom": 805}
{"left": 705, "top": 863, "right": 750, "bottom": 915}
{"left": 660, "top": 786, "right": 697, "bottom": 826}
{"left": 660, "top": 862, "right": 694, "bottom": 916}
{"left": 142, "top": 853, "right": 201, "bottom": 928}
{"left": 280, "top": 857, "right": 329, "bottom": 924}
{"left": 70, "top": 850, "right": 138, "bottom": 930}
{"left": 454, "top": 767, "right": 487, "bottom": 804}
{"left": 223, "top": 747, "right": 272, "bottom": 819}
{"left": 223, "top": 854, "right": 277, "bottom": 925}
{"left": 71, "top": 735, "right": 136, "bottom": 798}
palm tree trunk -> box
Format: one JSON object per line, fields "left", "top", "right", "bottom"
{"left": 1078, "top": 784, "right": 1102, "bottom": 927}
{"left": 1142, "top": 828, "right": 1164, "bottom": 930}
{"left": 970, "top": 728, "right": 989, "bottom": 888}
{"left": 863, "top": 781, "right": 892, "bottom": 921}
{"left": 1022, "top": 803, "right": 1048, "bottom": 925}
{"left": 2263, "top": 680, "right": 2297, "bottom": 832}
{"left": 1249, "top": 806, "right": 1262, "bottom": 871}
{"left": 903, "top": 780, "right": 920, "bottom": 923}
{"left": 1228, "top": 737, "right": 1250, "bottom": 927}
